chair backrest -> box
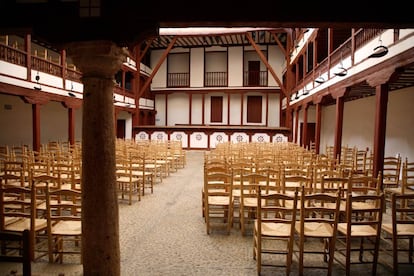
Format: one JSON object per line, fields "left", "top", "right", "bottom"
{"left": 0, "top": 229, "right": 31, "bottom": 276}
{"left": 45, "top": 187, "right": 82, "bottom": 224}
{"left": 2, "top": 161, "right": 26, "bottom": 187}
{"left": 256, "top": 185, "right": 298, "bottom": 233}
{"left": 401, "top": 158, "right": 414, "bottom": 194}
{"left": 320, "top": 175, "right": 349, "bottom": 197}
{"left": 0, "top": 185, "right": 33, "bottom": 231}
{"left": 298, "top": 185, "right": 342, "bottom": 235}
{"left": 390, "top": 192, "right": 414, "bottom": 228}
{"left": 383, "top": 155, "right": 402, "bottom": 185}
{"left": 348, "top": 172, "right": 381, "bottom": 196}
{"left": 344, "top": 192, "right": 384, "bottom": 235}
{"left": 353, "top": 149, "right": 368, "bottom": 175}
{"left": 204, "top": 171, "right": 233, "bottom": 191}
{"left": 282, "top": 173, "right": 313, "bottom": 195}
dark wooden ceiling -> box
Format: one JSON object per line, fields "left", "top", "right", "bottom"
{"left": 1, "top": 0, "right": 413, "bottom": 48}
{"left": 147, "top": 29, "right": 288, "bottom": 50}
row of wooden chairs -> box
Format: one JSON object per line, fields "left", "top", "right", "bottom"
{"left": 253, "top": 185, "right": 387, "bottom": 275}
{"left": 115, "top": 139, "right": 186, "bottom": 205}
{"left": 0, "top": 173, "right": 82, "bottom": 264}
{"left": 204, "top": 142, "right": 414, "bottom": 274}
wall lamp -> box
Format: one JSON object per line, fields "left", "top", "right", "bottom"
{"left": 368, "top": 38, "right": 388, "bottom": 58}
{"left": 334, "top": 67, "right": 348, "bottom": 77}
{"left": 34, "top": 71, "right": 41, "bottom": 90}
{"left": 315, "top": 72, "right": 326, "bottom": 84}
{"left": 295, "top": 91, "right": 300, "bottom": 99}
{"left": 334, "top": 51, "right": 347, "bottom": 77}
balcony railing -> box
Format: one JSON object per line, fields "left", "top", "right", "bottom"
{"left": 31, "top": 56, "right": 62, "bottom": 76}
{"left": 167, "top": 72, "right": 190, "bottom": 87}
{"left": 204, "top": 72, "right": 227, "bottom": 87}
{"left": 243, "top": 71, "right": 268, "bottom": 86}
{"left": 0, "top": 44, "right": 26, "bottom": 66}
{"left": 294, "top": 28, "right": 387, "bottom": 97}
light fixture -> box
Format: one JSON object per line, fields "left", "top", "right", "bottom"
{"left": 34, "top": 71, "right": 41, "bottom": 90}
{"left": 368, "top": 37, "right": 388, "bottom": 58}
{"left": 303, "top": 88, "right": 309, "bottom": 95}
{"left": 315, "top": 72, "right": 326, "bottom": 84}
{"left": 334, "top": 51, "right": 348, "bottom": 77}
{"left": 295, "top": 91, "right": 300, "bottom": 100}
{"left": 334, "top": 66, "right": 348, "bottom": 77}
{"left": 68, "top": 92, "right": 76, "bottom": 97}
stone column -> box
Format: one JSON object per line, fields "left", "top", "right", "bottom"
{"left": 66, "top": 41, "right": 127, "bottom": 276}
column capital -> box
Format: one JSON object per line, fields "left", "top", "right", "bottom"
{"left": 65, "top": 41, "right": 128, "bottom": 79}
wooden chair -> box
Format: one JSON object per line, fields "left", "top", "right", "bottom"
{"left": 253, "top": 186, "right": 298, "bottom": 275}
{"left": 2, "top": 161, "right": 27, "bottom": 187}
{"left": 381, "top": 192, "right": 414, "bottom": 275}
{"left": 353, "top": 148, "right": 368, "bottom": 176}
{"left": 348, "top": 172, "right": 382, "bottom": 211}
{"left": 382, "top": 154, "right": 402, "bottom": 190}
{"left": 335, "top": 192, "right": 384, "bottom": 276}
{"left": 239, "top": 172, "right": 268, "bottom": 235}
{"left": 320, "top": 175, "right": 349, "bottom": 220}
{"left": 116, "top": 156, "right": 141, "bottom": 205}
{"left": 0, "top": 184, "right": 48, "bottom": 261}
{"left": 384, "top": 158, "right": 414, "bottom": 206}
{"left": 202, "top": 161, "right": 228, "bottom": 220}
{"left": 0, "top": 229, "right": 31, "bottom": 276}
{"left": 295, "top": 185, "right": 342, "bottom": 276}
{"left": 45, "top": 186, "right": 82, "bottom": 263}
{"left": 130, "top": 152, "right": 153, "bottom": 196}
{"left": 203, "top": 171, "right": 233, "bottom": 235}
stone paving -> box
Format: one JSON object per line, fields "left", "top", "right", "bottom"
{"left": 0, "top": 150, "right": 409, "bottom": 275}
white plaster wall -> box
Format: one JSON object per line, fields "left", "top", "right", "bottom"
{"left": 342, "top": 96, "right": 375, "bottom": 151}
{"left": 205, "top": 51, "right": 227, "bottom": 71}
{"left": 170, "top": 131, "right": 188, "bottom": 148}
{"left": 190, "top": 48, "right": 204, "bottom": 87}
{"left": 40, "top": 101, "right": 68, "bottom": 144}
{"left": 210, "top": 132, "right": 229, "bottom": 148}
{"left": 320, "top": 104, "right": 336, "bottom": 154}
{"left": 191, "top": 94, "right": 203, "bottom": 124}
{"left": 155, "top": 94, "right": 166, "bottom": 126}
{"left": 0, "top": 94, "right": 32, "bottom": 146}
{"left": 267, "top": 93, "right": 280, "bottom": 127}
{"left": 168, "top": 52, "right": 189, "bottom": 73}
{"left": 319, "top": 86, "right": 414, "bottom": 163}
{"left": 229, "top": 93, "right": 242, "bottom": 125}
{"left": 268, "top": 45, "right": 284, "bottom": 88}
{"left": 0, "top": 61, "right": 27, "bottom": 79}
{"left": 386, "top": 87, "right": 414, "bottom": 162}
{"left": 228, "top": 47, "right": 243, "bottom": 87}
{"left": 150, "top": 50, "right": 167, "bottom": 89}
{"left": 167, "top": 93, "right": 189, "bottom": 125}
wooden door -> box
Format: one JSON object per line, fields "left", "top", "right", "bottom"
{"left": 248, "top": 61, "right": 260, "bottom": 86}
{"left": 117, "top": 119, "right": 126, "bottom": 139}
